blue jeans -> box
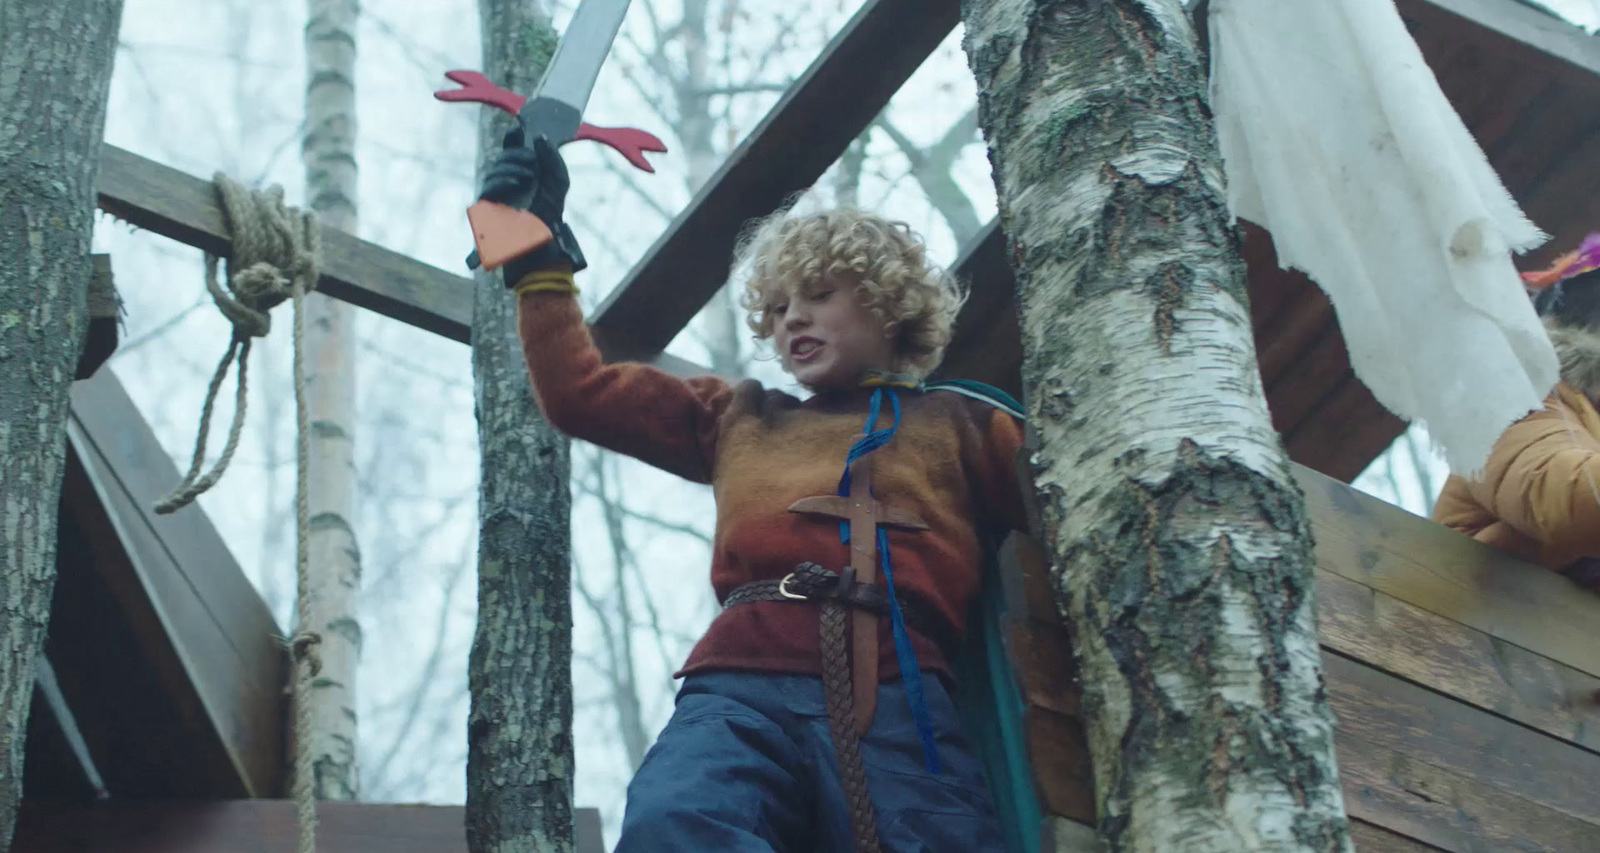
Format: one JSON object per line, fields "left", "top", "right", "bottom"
{"left": 615, "top": 671, "right": 1005, "bottom": 852}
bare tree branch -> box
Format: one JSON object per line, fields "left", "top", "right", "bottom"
{"left": 874, "top": 106, "right": 983, "bottom": 245}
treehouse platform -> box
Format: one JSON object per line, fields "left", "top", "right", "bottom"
{"left": 20, "top": 0, "right": 1599, "bottom": 850}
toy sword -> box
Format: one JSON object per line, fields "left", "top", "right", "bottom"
{"left": 434, "top": 0, "right": 665, "bottom": 271}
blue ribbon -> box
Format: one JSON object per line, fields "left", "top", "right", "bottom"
{"left": 838, "top": 388, "right": 941, "bottom": 774}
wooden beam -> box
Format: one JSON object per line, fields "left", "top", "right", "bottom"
{"left": 98, "top": 143, "right": 473, "bottom": 343}
{"left": 935, "top": 221, "right": 1019, "bottom": 396}
{"left": 60, "top": 369, "right": 287, "bottom": 797}
{"left": 589, "top": 0, "right": 961, "bottom": 352}
{"left": 1336, "top": 715, "right": 1600, "bottom": 853}
{"left": 10, "top": 802, "right": 607, "bottom": 853}
{"left": 1404, "top": 0, "right": 1600, "bottom": 95}
{"left": 1295, "top": 463, "right": 1600, "bottom": 680}
{"left": 1348, "top": 820, "right": 1448, "bottom": 853}
{"left": 94, "top": 144, "right": 710, "bottom": 379}
{"left": 1328, "top": 649, "right": 1600, "bottom": 835}
{"left": 1316, "top": 567, "right": 1600, "bottom": 754}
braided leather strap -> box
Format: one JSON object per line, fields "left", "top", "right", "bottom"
{"left": 820, "top": 598, "right": 883, "bottom": 853}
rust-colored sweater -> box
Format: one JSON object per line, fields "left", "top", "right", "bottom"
{"left": 517, "top": 292, "right": 1028, "bottom": 681}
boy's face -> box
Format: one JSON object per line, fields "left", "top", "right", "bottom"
{"left": 771, "top": 275, "right": 896, "bottom": 390}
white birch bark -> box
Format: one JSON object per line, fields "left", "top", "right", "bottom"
{"left": 959, "top": 1, "right": 1353, "bottom": 850}
{"left": 0, "top": 0, "right": 125, "bottom": 843}
{"left": 301, "top": 0, "right": 362, "bottom": 802}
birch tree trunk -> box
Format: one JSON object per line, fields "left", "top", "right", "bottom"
{"left": 467, "top": 2, "right": 574, "bottom": 850}
{"left": 301, "top": 0, "right": 363, "bottom": 801}
{"left": 0, "top": 0, "right": 125, "bottom": 844}
{"left": 959, "top": 2, "right": 1352, "bottom": 851}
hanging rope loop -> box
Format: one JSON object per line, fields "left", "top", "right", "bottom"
{"left": 153, "top": 173, "right": 321, "bottom": 516}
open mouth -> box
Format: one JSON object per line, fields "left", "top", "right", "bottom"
{"left": 789, "top": 337, "right": 823, "bottom": 362}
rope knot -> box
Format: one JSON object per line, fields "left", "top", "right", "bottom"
{"left": 203, "top": 175, "right": 322, "bottom": 341}
{"left": 153, "top": 173, "right": 323, "bottom": 516}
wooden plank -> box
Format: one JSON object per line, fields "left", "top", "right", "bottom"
{"left": 1241, "top": 222, "right": 1308, "bottom": 338}
{"left": 1509, "top": 122, "right": 1600, "bottom": 272}
{"left": 1025, "top": 708, "right": 1096, "bottom": 824}
{"left": 1256, "top": 290, "right": 1335, "bottom": 391}
{"left": 64, "top": 370, "right": 287, "bottom": 797}
{"left": 1327, "top": 651, "right": 1600, "bottom": 827}
{"left": 1339, "top": 726, "right": 1600, "bottom": 853}
{"left": 98, "top": 143, "right": 473, "bottom": 343}
{"left": 1317, "top": 567, "right": 1600, "bottom": 754}
{"left": 1433, "top": 46, "right": 1555, "bottom": 159}
{"left": 590, "top": 0, "right": 961, "bottom": 352}
{"left": 1401, "top": 0, "right": 1600, "bottom": 96}
{"left": 11, "top": 802, "right": 606, "bottom": 853}
{"left": 1266, "top": 321, "right": 1352, "bottom": 438}
{"left": 1476, "top": 86, "right": 1600, "bottom": 237}
{"left": 996, "top": 561, "right": 1600, "bottom": 784}
{"left": 1349, "top": 819, "right": 1448, "bottom": 853}
{"left": 53, "top": 446, "right": 263, "bottom": 798}
{"left": 94, "top": 143, "right": 709, "bottom": 379}
{"left": 934, "top": 220, "right": 1021, "bottom": 396}
{"left": 1005, "top": 619, "right": 1080, "bottom": 719}
{"left": 1296, "top": 463, "right": 1600, "bottom": 679}
{"left": 1285, "top": 376, "right": 1408, "bottom": 482}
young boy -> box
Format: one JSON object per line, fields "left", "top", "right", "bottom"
{"left": 1433, "top": 232, "right": 1600, "bottom": 591}
{"left": 480, "top": 132, "right": 1027, "bottom": 851}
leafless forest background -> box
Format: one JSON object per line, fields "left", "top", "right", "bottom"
{"left": 93, "top": 0, "right": 1598, "bottom": 843}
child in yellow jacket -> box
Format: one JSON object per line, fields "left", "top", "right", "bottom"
{"left": 1433, "top": 233, "right": 1600, "bottom": 590}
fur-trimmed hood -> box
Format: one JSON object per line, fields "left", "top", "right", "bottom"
{"left": 1547, "top": 321, "right": 1600, "bottom": 402}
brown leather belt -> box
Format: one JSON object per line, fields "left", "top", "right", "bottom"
{"left": 723, "top": 562, "right": 897, "bottom": 853}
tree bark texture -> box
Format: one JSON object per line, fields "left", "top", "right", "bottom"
{"left": 467, "top": 2, "right": 574, "bottom": 851}
{"left": 301, "top": 0, "right": 362, "bottom": 802}
{"left": 0, "top": 1, "right": 125, "bottom": 846}
{"left": 959, "top": 2, "right": 1353, "bottom": 851}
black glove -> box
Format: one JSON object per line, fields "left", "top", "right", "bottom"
{"left": 477, "top": 125, "right": 587, "bottom": 281}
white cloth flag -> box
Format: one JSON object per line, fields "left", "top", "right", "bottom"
{"left": 1209, "top": 0, "right": 1559, "bottom": 476}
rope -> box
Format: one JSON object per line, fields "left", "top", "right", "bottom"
{"left": 154, "top": 174, "right": 321, "bottom": 515}
{"left": 150, "top": 172, "right": 323, "bottom": 853}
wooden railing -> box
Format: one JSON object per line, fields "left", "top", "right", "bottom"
{"left": 10, "top": 802, "right": 606, "bottom": 853}
{"left": 1002, "top": 464, "right": 1600, "bottom": 852}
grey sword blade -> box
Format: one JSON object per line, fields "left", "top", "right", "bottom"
{"left": 535, "top": 0, "right": 633, "bottom": 114}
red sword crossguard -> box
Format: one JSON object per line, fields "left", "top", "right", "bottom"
{"left": 435, "top": 70, "right": 666, "bottom": 172}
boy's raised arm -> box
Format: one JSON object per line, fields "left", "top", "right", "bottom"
{"left": 475, "top": 126, "right": 732, "bottom": 484}
{"left": 516, "top": 288, "right": 732, "bottom": 484}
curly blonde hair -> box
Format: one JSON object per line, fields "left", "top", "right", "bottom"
{"left": 735, "top": 207, "right": 964, "bottom": 380}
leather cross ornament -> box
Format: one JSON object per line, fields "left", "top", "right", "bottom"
{"left": 788, "top": 455, "right": 928, "bottom": 734}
